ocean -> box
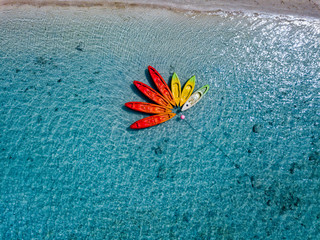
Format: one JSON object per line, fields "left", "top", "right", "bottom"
{"left": 0, "top": 4, "right": 319, "bottom": 239}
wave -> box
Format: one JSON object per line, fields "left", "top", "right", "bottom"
{"left": 1, "top": 0, "right": 320, "bottom": 18}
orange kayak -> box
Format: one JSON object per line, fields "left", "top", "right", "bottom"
{"left": 130, "top": 113, "right": 176, "bottom": 129}
{"left": 133, "top": 81, "right": 173, "bottom": 109}
{"left": 125, "top": 102, "right": 172, "bottom": 114}
{"left": 148, "top": 66, "right": 175, "bottom": 106}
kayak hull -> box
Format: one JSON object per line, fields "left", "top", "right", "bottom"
{"left": 130, "top": 113, "right": 176, "bottom": 129}
{"left": 148, "top": 66, "right": 175, "bottom": 106}
{"left": 133, "top": 81, "right": 173, "bottom": 109}
{"left": 181, "top": 85, "right": 210, "bottom": 111}
{"left": 171, "top": 72, "right": 181, "bottom": 106}
{"left": 180, "top": 76, "right": 196, "bottom": 107}
{"left": 125, "top": 102, "right": 172, "bottom": 114}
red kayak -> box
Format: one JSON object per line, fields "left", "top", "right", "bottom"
{"left": 148, "top": 66, "right": 175, "bottom": 106}
{"left": 133, "top": 81, "right": 173, "bottom": 109}
{"left": 130, "top": 113, "right": 176, "bottom": 129}
{"left": 125, "top": 102, "right": 172, "bottom": 114}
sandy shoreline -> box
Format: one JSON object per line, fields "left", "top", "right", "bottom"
{"left": 1, "top": 0, "right": 320, "bottom": 18}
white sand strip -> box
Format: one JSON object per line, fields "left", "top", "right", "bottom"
{"left": 1, "top": 0, "right": 320, "bottom": 18}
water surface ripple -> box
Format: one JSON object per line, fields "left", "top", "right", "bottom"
{"left": 0, "top": 6, "right": 319, "bottom": 239}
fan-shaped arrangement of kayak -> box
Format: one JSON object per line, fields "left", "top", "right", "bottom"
{"left": 125, "top": 66, "right": 210, "bottom": 129}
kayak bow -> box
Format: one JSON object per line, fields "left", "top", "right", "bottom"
{"left": 125, "top": 102, "right": 172, "bottom": 114}
{"left": 180, "top": 76, "right": 196, "bottom": 107}
{"left": 130, "top": 113, "right": 176, "bottom": 129}
{"left": 171, "top": 72, "right": 181, "bottom": 106}
{"left": 133, "top": 81, "right": 173, "bottom": 109}
{"left": 148, "top": 66, "right": 175, "bottom": 106}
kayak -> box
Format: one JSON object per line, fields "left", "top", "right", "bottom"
{"left": 181, "top": 85, "right": 210, "bottom": 111}
{"left": 171, "top": 72, "right": 181, "bottom": 106}
{"left": 130, "top": 113, "right": 176, "bottom": 129}
{"left": 148, "top": 66, "right": 175, "bottom": 106}
{"left": 133, "top": 81, "right": 173, "bottom": 109}
{"left": 125, "top": 102, "right": 172, "bottom": 114}
{"left": 180, "top": 76, "right": 196, "bottom": 107}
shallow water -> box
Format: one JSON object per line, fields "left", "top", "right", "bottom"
{"left": 0, "top": 6, "right": 319, "bottom": 239}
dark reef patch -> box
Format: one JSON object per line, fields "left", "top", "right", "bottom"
{"left": 156, "top": 163, "right": 174, "bottom": 180}
{"left": 152, "top": 146, "right": 163, "bottom": 155}
{"left": 308, "top": 151, "right": 319, "bottom": 164}
{"left": 75, "top": 42, "right": 85, "bottom": 51}
{"left": 156, "top": 164, "right": 167, "bottom": 180}
{"left": 289, "top": 162, "right": 297, "bottom": 174}
{"left": 35, "top": 56, "right": 48, "bottom": 65}
{"left": 252, "top": 124, "right": 262, "bottom": 133}
{"left": 24, "top": 86, "right": 35, "bottom": 92}
{"left": 264, "top": 183, "right": 300, "bottom": 214}
{"left": 279, "top": 192, "right": 300, "bottom": 214}
{"left": 35, "top": 56, "right": 54, "bottom": 66}
{"left": 37, "top": 115, "right": 43, "bottom": 123}
{"left": 250, "top": 176, "right": 255, "bottom": 188}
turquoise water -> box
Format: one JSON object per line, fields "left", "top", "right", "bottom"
{"left": 1, "top": 6, "right": 320, "bottom": 239}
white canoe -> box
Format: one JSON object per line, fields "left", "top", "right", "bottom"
{"left": 181, "top": 85, "right": 210, "bottom": 111}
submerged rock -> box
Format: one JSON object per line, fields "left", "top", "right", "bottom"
{"left": 75, "top": 42, "right": 85, "bottom": 51}
{"left": 252, "top": 124, "right": 262, "bottom": 133}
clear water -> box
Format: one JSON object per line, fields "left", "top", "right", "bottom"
{"left": 0, "top": 6, "right": 319, "bottom": 239}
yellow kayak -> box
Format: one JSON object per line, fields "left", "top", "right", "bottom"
{"left": 171, "top": 72, "right": 181, "bottom": 106}
{"left": 180, "top": 76, "right": 196, "bottom": 107}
